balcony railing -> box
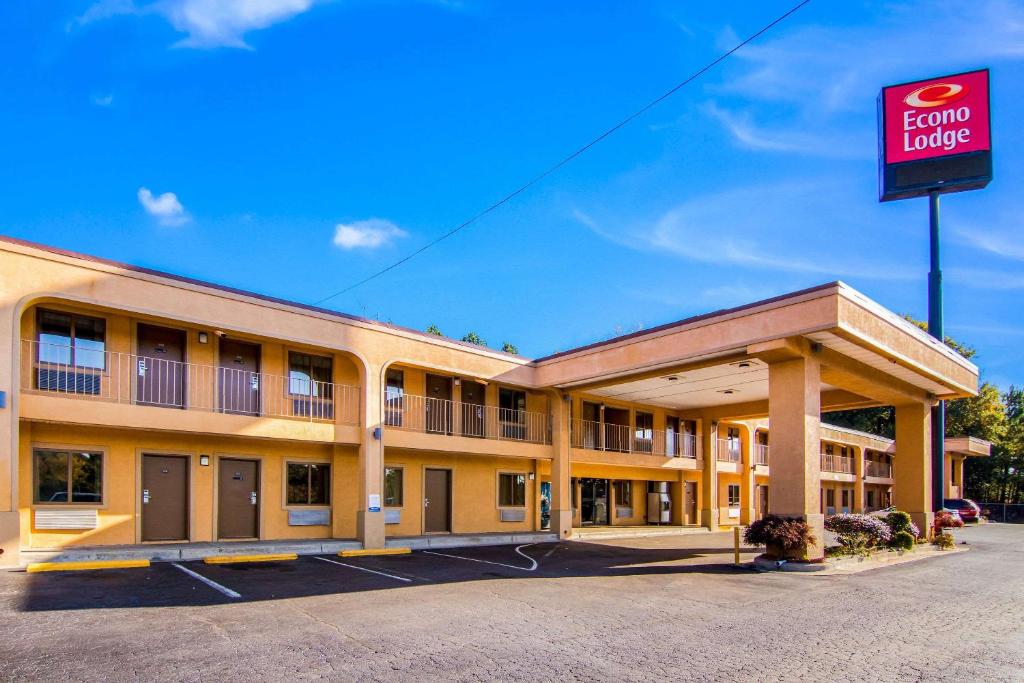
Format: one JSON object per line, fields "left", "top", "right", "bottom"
{"left": 821, "top": 452, "right": 854, "bottom": 473}
{"left": 21, "top": 340, "right": 359, "bottom": 424}
{"left": 717, "top": 438, "right": 742, "bottom": 463}
{"left": 865, "top": 460, "right": 893, "bottom": 478}
{"left": 385, "top": 394, "right": 550, "bottom": 445}
{"left": 570, "top": 419, "right": 696, "bottom": 457}
{"left": 755, "top": 444, "right": 769, "bottom": 466}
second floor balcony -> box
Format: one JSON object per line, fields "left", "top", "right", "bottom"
{"left": 717, "top": 438, "right": 742, "bottom": 463}
{"left": 821, "top": 452, "right": 854, "bottom": 474}
{"left": 755, "top": 444, "right": 770, "bottom": 466}
{"left": 385, "top": 394, "right": 550, "bottom": 445}
{"left": 21, "top": 340, "right": 360, "bottom": 424}
{"left": 865, "top": 460, "right": 893, "bottom": 478}
{"left": 570, "top": 419, "right": 696, "bottom": 458}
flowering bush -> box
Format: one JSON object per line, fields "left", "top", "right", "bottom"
{"left": 744, "top": 515, "right": 816, "bottom": 559}
{"left": 934, "top": 510, "right": 964, "bottom": 532}
{"left": 932, "top": 531, "right": 955, "bottom": 550}
{"left": 885, "top": 511, "right": 921, "bottom": 540}
{"left": 825, "top": 513, "right": 892, "bottom": 546}
{"left": 891, "top": 530, "right": 915, "bottom": 551}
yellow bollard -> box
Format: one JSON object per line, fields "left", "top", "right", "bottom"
{"left": 734, "top": 526, "right": 741, "bottom": 565}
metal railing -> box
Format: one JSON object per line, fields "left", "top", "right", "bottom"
{"left": 755, "top": 444, "right": 769, "bottom": 466}
{"left": 21, "top": 339, "right": 359, "bottom": 423}
{"left": 570, "top": 419, "right": 696, "bottom": 457}
{"left": 717, "top": 438, "right": 742, "bottom": 463}
{"left": 821, "top": 452, "right": 854, "bottom": 473}
{"left": 384, "top": 393, "right": 550, "bottom": 444}
{"left": 865, "top": 460, "right": 892, "bottom": 478}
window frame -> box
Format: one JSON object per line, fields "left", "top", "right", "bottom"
{"left": 32, "top": 446, "right": 105, "bottom": 506}
{"left": 384, "top": 368, "right": 405, "bottom": 427}
{"left": 727, "top": 484, "right": 741, "bottom": 508}
{"left": 36, "top": 308, "right": 107, "bottom": 371}
{"left": 284, "top": 461, "right": 331, "bottom": 507}
{"left": 287, "top": 350, "right": 334, "bottom": 398}
{"left": 497, "top": 472, "right": 527, "bottom": 508}
{"left": 384, "top": 466, "right": 404, "bottom": 508}
{"left": 614, "top": 480, "right": 632, "bottom": 507}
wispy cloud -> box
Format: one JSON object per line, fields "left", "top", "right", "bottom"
{"left": 947, "top": 267, "right": 1024, "bottom": 290}
{"left": 91, "top": 93, "right": 114, "bottom": 107}
{"left": 333, "top": 219, "right": 407, "bottom": 250}
{"left": 952, "top": 223, "right": 1024, "bottom": 262}
{"left": 74, "top": 0, "right": 319, "bottom": 49}
{"left": 138, "top": 187, "right": 189, "bottom": 226}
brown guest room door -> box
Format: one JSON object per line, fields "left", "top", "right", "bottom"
{"left": 218, "top": 458, "right": 259, "bottom": 539}
{"left": 142, "top": 454, "right": 189, "bottom": 542}
{"left": 424, "top": 468, "right": 451, "bottom": 533}
{"left": 137, "top": 324, "right": 186, "bottom": 408}
{"left": 219, "top": 339, "right": 261, "bottom": 416}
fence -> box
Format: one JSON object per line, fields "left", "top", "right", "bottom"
{"left": 978, "top": 503, "right": 1024, "bottom": 524}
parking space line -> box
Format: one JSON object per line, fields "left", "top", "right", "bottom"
{"left": 313, "top": 556, "right": 412, "bottom": 583}
{"left": 423, "top": 544, "right": 539, "bottom": 572}
{"left": 171, "top": 562, "right": 241, "bottom": 599}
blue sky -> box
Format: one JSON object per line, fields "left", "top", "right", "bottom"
{"left": 2, "top": 1, "right": 1023, "bottom": 389}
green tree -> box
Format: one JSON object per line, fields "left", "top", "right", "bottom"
{"left": 501, "top": 342, "right": 519, "bottom": 354}
{"left": 425, "top": 324, "right": 443, "bottom": 336}
{"left": 461, "top": 331, "right": 486, "bottom": 347}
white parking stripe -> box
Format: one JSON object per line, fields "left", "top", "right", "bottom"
{"left": 314, "top": 556, "right": 412, "bottom": 583}
{"left": 171, "top": 562, "right": 241, "bottom": 599}
{"left": 423, "top": 544, "right": 539, "bottom": 572}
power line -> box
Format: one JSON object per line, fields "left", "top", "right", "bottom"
{"left": 315, "top": 0, "right": 813, "bottom": 305}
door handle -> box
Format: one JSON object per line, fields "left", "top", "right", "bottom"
{"left": 250, "top": 491, "right": 257, "bottom": 505}
{"left": 143, "top": 489, "right": 150, "bottom": 504}
{"left": 138, "top": 359, "right": 147, "bottom": 377}
{"left": 424, "top": 498, "right": 430, "bottom": 507}
{"left": 250, "top": 374, "right": 260, "bottom": 391}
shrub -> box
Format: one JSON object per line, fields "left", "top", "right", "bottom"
{"left": 825, "top": 513, "right": 892, "bottom": 546}
{"left": 934, "top": 510, "right": 964, "bottom": 532}
{"left": 932, "top": 532, "right": 955, "bottom": 550}
{"left": 885, "top": 511, "right": 921, "bottom": 539}
{"left": 891, "top": 530, "right": 915, "bottom": 551}
{"left": 743, "top": 515, "right": 816, "bottom": 558}
{"left": 834, "top": 532, "right": 872, "bottom": 557}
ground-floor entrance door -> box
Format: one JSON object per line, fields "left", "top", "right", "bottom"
{"left": 424, "top": 468, "right": 452, "bottom": 533}
{"left": 756, "top": 485, "right": 769, "bottom": 520}
{"left": 685, "top": 481, "right": 698, "bottom": 525}
{"left": 539, "top": 480, "right": 551, "bottom": 530}
{"left": 141, "top": 454, "right": 189, "bottom": 542}
{"left": 218, "top": 458, "right": 259, "bottom": 539}
{"left": 579, "top": 478, "right": 609, "bottom": 526}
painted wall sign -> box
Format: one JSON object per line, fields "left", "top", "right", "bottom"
{"left": 878, "top": 69, "right": 992, "bottom": 201}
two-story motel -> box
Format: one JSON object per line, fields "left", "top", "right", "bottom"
{"left": 0, "top": 236, "right": 981, "bottom": 565}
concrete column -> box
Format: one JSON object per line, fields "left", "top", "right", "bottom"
{"left": 894, "top": 401, "right": 934, "bottom": 538}
{"left": 853, "top": 446, "right": 865, "bottom": 513}
{"left": 1, "top": 303, "right": 21, "bottom": 567}
{"left": 549, "top": 391, "right": 572, "bottom": 540}
{"left": 670, "top": 475, "right": 684, "bottom": 526}
{"left": 356, "top": 362, "right": 386, "bottom": 549}
{"left": 700, "top": 418, "right": 719, "bottom": 530}
{"left": 767, "top": 355, "right": 825, "bottom": 560}
{"left": 739, "top": 424, "right": 757, "bottom": 525}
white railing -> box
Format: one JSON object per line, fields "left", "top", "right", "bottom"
{"left": 821, "top": 452, "right": 854, "bottom": 473}
{"left": 570, "top": 419, "right": 696, "bottom": 457}
{"left": 755, "top": 444, "right": 769, "bottom": 466}
{"left": 21, "top": 340, "right": 359, "bottom": 424}
{"left": 384, "top": 393, "right": 550, "bottom": 444}
{"left": 717, "top": 438, "right": 742, "bottom": 463}
{"left": 866, "top": 460, "right": 892, "bottom": 478}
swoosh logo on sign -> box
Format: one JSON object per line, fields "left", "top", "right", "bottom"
{"left": 903, "top": 83, "right": 968, "bottom": 108}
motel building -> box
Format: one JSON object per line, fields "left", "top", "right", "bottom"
{"left": 0, "top": 236, "right": 984, "bottom": 567}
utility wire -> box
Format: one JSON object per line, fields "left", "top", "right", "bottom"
{"left": 315, "top": 0, "right": 813, "bottom": 305}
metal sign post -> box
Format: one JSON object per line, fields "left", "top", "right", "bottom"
{"left": 928, "top": 191, "right": 945, "bottom": 513}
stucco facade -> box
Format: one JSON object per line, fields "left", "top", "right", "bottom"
{"left": 0, "top": 236, "right": 980, "bottom": 565}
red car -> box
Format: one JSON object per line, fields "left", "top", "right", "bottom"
{"left": 944, "top": 498, "right": 980, "bottom": 522}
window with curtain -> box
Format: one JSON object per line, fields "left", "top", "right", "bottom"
{"left": 34, "top": 449, "right": 103, "bottom": 503}
{"left": 498, "top": 473, "right": 526, "bottom": 507}
{"left": 286, "top": 463, "right": 330, "bottom": 505}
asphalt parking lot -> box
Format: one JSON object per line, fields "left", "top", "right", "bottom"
{"left": 1, "top": 525, "right": 1022, "bottom": 682}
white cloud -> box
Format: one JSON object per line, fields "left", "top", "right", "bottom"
{"left": 952, "top": 225, "right": 1024, "bottom": 262}
{"left": 138, "top": 187, "right": 190, "bottom": 226}
{"left": 74, "top": 0, "right": 318, "bottom": 49}
{"left": 332, "top": 219, "right": 407, "bottom": 250}
{"left": 91, "top": 94, "right": 114, "bottom": 107}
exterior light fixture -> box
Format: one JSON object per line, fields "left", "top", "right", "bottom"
{"left": 199, "top": 455, "right": 210, "bottom": 466}
{"left": 737, "top": 361, "right": 751, "bottom": 369}
{"left": 528, "top": 472, "right": 535, "bottom": 481}
{"left": 720, "top": 389, "right": 737, "bottom": 395}
{"left": 664, "top": 375, "right": 679, "bottom": 382}
{"left": 198, "top": 332, "right": 209, "bottom": 344}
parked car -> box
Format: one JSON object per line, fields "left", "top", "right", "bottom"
{"left": 944, "top": 498, "right": 981, "bottom": 523}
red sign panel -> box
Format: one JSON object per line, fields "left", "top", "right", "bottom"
{"left": 883, "top": 69, "right": 990, "bottom": 164}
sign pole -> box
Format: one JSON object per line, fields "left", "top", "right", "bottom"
{"left": 928, "top": 190, "right": 945, "bottom": 514}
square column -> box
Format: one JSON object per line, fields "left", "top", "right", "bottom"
{"left": 549, "top": 392, "right": 573, "bottom": 540}
{"left": 853, "top": 446, "right": 865, "bottom": 513}
{"left": 739, "top": 425, "right": 757, "bottom": 525}
{"left": 894, "top": 401, "right": 934, "bottom": 537}
{"left": 700, "top": 419, "right": 718, "bottom": 530}
{"left": 767, "top": 355, "right": 824, "bottom": 560}
{"left": 357, "top": 364, "right": 386, "bottom": 549}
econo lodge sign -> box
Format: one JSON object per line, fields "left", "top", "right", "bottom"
{"left": 878, "top": 69, "right": 992, "bottom": 201}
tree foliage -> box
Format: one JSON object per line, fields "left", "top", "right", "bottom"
{"left": 461, "top": 331, "right": 486, "bottom": 347}
{"left": 501, "top": 341, "right": 519, "bottom": 354}
{"left": 425, "top": 324, "right": 443, "bottom": 336}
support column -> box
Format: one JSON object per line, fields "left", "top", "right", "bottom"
{"left": 549, "top": 391, "right": 572, "bottom": 540}
{"left": 1, "top": 304, "right": 21, "bottom": 568}
{"left": 739, "top": 424, "right": 757, "bottom": 525}
{"left": 853, "top": 446, "right": 865, "bottom": 513}
{"left": 767, "top": 354, "right": 824, "bottom": 561}
{"left": 894, "top": 401, "right": 934, "bottom": 537}
{"left": 700, "top": 418, "right": 719, "bottom": 530}
{"left": 670, "top": 473, "right": 684, "bottom": 526}
{"left": 356, "top": 361, "right": 386, "bottom": 549}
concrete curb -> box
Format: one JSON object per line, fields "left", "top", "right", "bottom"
{"left": 203, "top": 553, "right": 297, "bottom": 565}
{"left": 340, "top": 548, "right": 411, "bottom": 557}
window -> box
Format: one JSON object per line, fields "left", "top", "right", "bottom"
{"left": 867, "top": 490, "right": 876, "bottom": 509}
{"left": 37, "top": 310, "right": 106, "bottom": 369}
{"left": 34, "top": 449, "right": 103, "bottom": 504}
{"left": 498, "top": 473, "right": 526, "bottom": 507}
{"left": 634, "top": 412, "right": 653, "bottom": 453}
{"left": 286, "top": 463, "right": 330, "bottom": 505}
{"left": 841, "top": 489, "right": 851, "bottom": 509}
{"left": 614, "top": 480, "right": 632, "bottom": 507}
{"left": 727, "top": 484, "right": 740, "bottom": 507}
{"left": 288, "top": 352, "right": 333, "bottom": 396}
{"left": 826, "top": 488, "right": 836, "bottom": 508}
{"left": 757, "top": 431, "right": 768, "bottom": 446}
{"left": 384, "top": 369, "right": 404, "bottom": 426}
{"left": 384, "top": 467, "right": 403, "bottom": 507}
{"left": 498, "top": 388, "right": 527, "bottom": 439}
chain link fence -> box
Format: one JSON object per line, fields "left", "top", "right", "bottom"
{"left": 978, "top": 503, "right": 1024, "bottom": 524}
